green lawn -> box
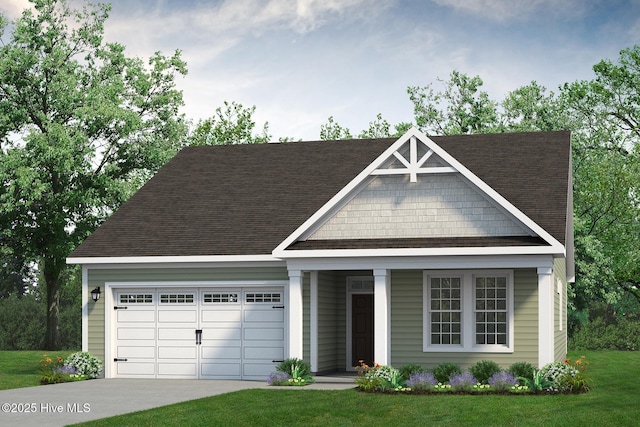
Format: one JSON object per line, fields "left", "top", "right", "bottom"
{"left": 70, "top": 351, "right": 638, "bottom": 427}
{"left": 2, "top": 351, "right": 638, "bottom": 425}
{"left": 0, "top": 350, "right": 75, "bottom": 390}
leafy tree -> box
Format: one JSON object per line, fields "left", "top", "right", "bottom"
{"left": 408, "top": 71, "right": 499, "bottom": 135}
{"left": 189, "top": 101, "right": 270, "bottom": 145}
{"left": 562, "top": 46, "right": 640, "bottom": 306}
{"left": 357, "top": 113, "right": 412, "bottom": 139}
{"left": 0, "top": 0, "right": 188, "bottom": 349}
{"left": 320, "top": 115, "right": 353, "bottom": 140}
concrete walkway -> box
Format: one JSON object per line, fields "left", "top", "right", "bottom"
{"left": 0, "top": 376, "right": 355, "bottom": 426}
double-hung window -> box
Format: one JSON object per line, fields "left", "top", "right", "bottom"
{"left": 423, "top": 270, "right": 513, "bottom": 353}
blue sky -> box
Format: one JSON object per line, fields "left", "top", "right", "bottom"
{"left": 2, "top": 0, "right": 639, "bottom": 140}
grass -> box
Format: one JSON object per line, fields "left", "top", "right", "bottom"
{"left": 0, "top": 350, "right": 75, "bottom": 390}
{"left": 1, "top": 351, "right": 637, "bottom": 425}
{"left": 69, "top": 351, "right": 639, "bottom": 427}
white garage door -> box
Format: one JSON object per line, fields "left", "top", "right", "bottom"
{"left": 113, "top": 288, "right": 285, "bottom": 380}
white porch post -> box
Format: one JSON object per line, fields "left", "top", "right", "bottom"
{"left": 538, "top": 267, "right": 555, "bottom": 367}
{"left": 310, "top": 271, "right": 319, "bottom": 372}
{"left": 287, "top": 270, "right": 304, "bottom": 359}
{"left": 81, "top": 266, "right": 89, "bottom": 352}
{"left": 373, "top": 269, "right": 390, "bottom": 365}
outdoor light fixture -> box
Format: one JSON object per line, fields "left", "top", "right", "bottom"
{"left": 91, "top": 287, "right": 101, "bottom": 302}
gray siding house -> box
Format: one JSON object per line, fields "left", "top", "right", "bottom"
{"left": 68, "top": 128, "right": 574, "bottom": 380}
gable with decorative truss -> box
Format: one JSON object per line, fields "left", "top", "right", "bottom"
{"left": 274, "top": 128, "right": 564, "bottom": 255}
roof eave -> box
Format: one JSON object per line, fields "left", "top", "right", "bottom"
{"left": 66, "top": 254, "right": 283, "bottom": 265}
{"left": 273, "top": 244, "right": 566, "bottom": 259}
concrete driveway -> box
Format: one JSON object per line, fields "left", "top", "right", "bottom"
{"left": 0, "top": 376, "right": 355, "bottom": 426}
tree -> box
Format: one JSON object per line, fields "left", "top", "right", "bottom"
{"left": 0, "top": 0, "right": 188, "bottom": 349}
{"left": 319, "top": 115, "right": 353, "bottom": 140}
{"left": 562, "top": 46, "right": 640, "bottom": 307}
{"left": 407, "top": 71, "right": 499, "bottom": 135}
{"left": 357, "top": 113, "right": 412, "bottom": 139}
{"left": 189, "top": 101, "right": 270, "bottom": 145}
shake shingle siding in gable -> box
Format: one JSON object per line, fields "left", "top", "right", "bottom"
{"left": 69, "top": 131, "right": 570, "bottom": 258}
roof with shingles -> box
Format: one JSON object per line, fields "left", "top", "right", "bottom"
{"left": 69, "top": 131, "right": 571, "bottom": 258}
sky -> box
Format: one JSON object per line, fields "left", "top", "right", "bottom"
{"left": 2, "top": 0, "right": 639, "bottom": 140}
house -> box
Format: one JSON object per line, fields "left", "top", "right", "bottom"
{"left": 67, "top": 128, "right": 573, "bottom": 380}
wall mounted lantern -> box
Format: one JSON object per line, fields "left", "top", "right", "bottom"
{"left": 91, "top": 287, "right": 101, "bottom": 302}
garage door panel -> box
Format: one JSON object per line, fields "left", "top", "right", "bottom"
{"left": 243, "top": 362, "right": 277, "bottom": 378}
{"left": 244, "top": 310, "right": 284, "bottom": 323}
{"left": 201, "top": 345, "right": 242, "bottom": 359}
{"left": 201, "top": 362, "right": 241, "bottom": 377}
{"left": 117, "top": 310, "right": 155, "bottom": 322}
{"left": 117, "top": 346, "right": 155, "bottom": 359}
{"left": 158, "top": 310, "right": 197, "bottom": 323}
{"left": 244, "top": 347, "right": 283, "bottom": 360}
{"left": 205, "top": 327, "right": 242, "bottom": 340}
{"left": 201, "top": 310, "right": 241, "bottom": 323}
{"left": 158, "top": 362, "right": 197, "bottom": 376}
{"left": 158, "top": 346, "right": 197, "bottom": 359}
{"left": 158, "top": 328, "right": 196, "bottom": 340}
{"left": 118, "top": 327, "right": 155, "bottom": 340}
{"left": 244, "top": 327, "right": 284, "bottom": 341}
{"left": 117, "top": 362, "right": 155, "bottom": 376}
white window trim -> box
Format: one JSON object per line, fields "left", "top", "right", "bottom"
{"left": 423, "top": 270, "right": 514, "bottom": 353}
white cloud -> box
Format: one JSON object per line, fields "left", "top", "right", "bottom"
{"left": 431, "top": 0, "right": 588, "bottom": 22}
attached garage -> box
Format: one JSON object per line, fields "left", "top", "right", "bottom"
{"left": 111, "top": 287, "right": 285, "bottom": 380}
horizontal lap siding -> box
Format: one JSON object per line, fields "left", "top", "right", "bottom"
{"left": 391, "top": 269, "right": 538, "bottom": 370}
{"left": 317, "top": 271, "right": 340, "bottom": 372}
{"left": 87, "top": 267, "right": 289, "bottom": 369}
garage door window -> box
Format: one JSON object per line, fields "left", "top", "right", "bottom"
{"left": 246, "top": 292, "right": 281, "bottom": 303}
{"left": 203, "top": 292, "right": 238, "bottom": 303}
{"left": 119, "top": 293, "right": 153, "bottom": 304}
{"left": 159, "top": 293, "right": 195, "bottom": 304}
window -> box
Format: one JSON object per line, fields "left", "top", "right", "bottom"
{"left": 245, "top": 292, "right": 281, "bottom": 303}
{"left": 203, "top": 292, "right": 238, "bottom": 303}
{"left": 119, "top": 293, "right": 153, "bottom": 304}
{"left": 424, "top": 271, "right": 513, "bottom": 353}
{"left": 159, "top": 293, "right": 195, "bottom": 304}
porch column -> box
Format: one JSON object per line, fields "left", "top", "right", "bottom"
{"left": 310, "top": 271, "right": 319, "bottom": 372}
{"left": 373, "top": 269, "right": 390, "bottom": 366}
{"left": 538, "top": 267, "right": 555, "bottom": 367}
{"left": 288, "top": 270, "right": 304, "bottom": 359}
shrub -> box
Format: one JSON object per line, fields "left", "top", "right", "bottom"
{"left": 539, "top": 362, "right": 578, "bottom": 392}
{"left": 433, "top": 362, "right": 462, "bottom": 384}
{"left": 276, "top": 358, "right": 311, "bottom": 379}
{"left": 355, "top": 375, "right": 384, "bottom": 392}
{"left": 488, "top": 371, "right": 518, "bottom": 390}
{"left": 399, "top": 363, "right": 424, "bottom": 380}
{"left": 406, "top": 372, "right": 437, "bottom": 391}
{"left": 569, "top": 317, "right": 640, "bottom": 351}
{"left": 39, "top": 354, "right": 66, "bottom": 384}
{"left": 65, "top": 352, "right": 102, "bottom": 379}
{"left": 508, "top": 361, "right": 535, "bottom": 383}
{"left": 469, "top": 360, "right": 502, "bottom": 384}
{"left": 448, "top": 372, "right": 478, "bottom": 391}
{"left": 267, "top": 371, "right": 290, "bottom": 386}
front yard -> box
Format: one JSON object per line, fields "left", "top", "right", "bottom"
{"left": 2, "top": 351, "right": 638, "bottom": 425}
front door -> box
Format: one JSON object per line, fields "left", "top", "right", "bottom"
{"left": 351, "top": 293, "right": 374, "bottom": 366}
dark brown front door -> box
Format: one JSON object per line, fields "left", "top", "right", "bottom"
{"left": 352, "top": 293, "right": 374, "bottom": 367}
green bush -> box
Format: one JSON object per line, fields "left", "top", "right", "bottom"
{"left": 399, "top": 363, "right": 424, "bottom": 380}
{"left": 469, "top": 360, "right": 502, "bottom": 384}
{"left": 433, "top": 362, "right": 462, "bottom": 384}
{"left": 569, "top": 317, "right": 640, "bottom": 351}
{"left": 508, "top": 361, "right": 535, "bottom": 383}
{"left": 276, "top": 358, "right": 312, "bottom": 379}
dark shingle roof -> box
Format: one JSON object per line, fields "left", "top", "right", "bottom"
{"left": 69, "top": 131, "right": 570, "bottom": 258}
